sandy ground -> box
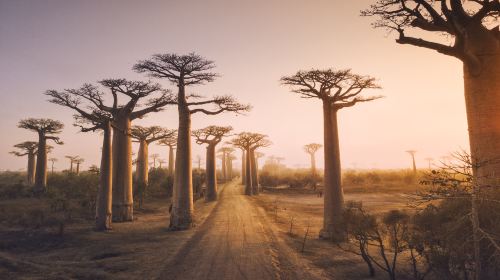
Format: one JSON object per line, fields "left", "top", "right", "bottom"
{"left": 1, "top": 182, "right": 412, "bottom": 279}
{"left": 253, "top": 189, "right": 415, "bottom": 280}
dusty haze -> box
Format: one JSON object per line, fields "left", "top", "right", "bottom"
{"left": 0, "top": 0, "right": 468, "bottom": 171}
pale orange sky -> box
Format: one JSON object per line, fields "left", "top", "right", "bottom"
{"left": 0, "top": 0, "right": 468, "bottom": 171}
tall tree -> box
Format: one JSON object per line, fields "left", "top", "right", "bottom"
{"left": 230, "top": 132, "right": 269, "bottom": 195}
{"left": 48, "top": 157, "right": 57, "bottom": 174}
{"left": 362, "top": 1, "right": 500, "bottom": 186}
{"left": 218, "top": 146, "right": 234, "bottom": 182}
{"left": 406, "top": 150, "right": 417, "bottom": 174}
{"left": 75, "top": 157, "right": 84, "bottom": 175}
{"left": 304, "top": 143, "right": 323, "bottom": 175}
{"left": 18, "top": 118, "right": 63, "bottom": 193}
{"left": 158, "top": 132, "right": 177, "bottom": 177}
{"left": 46, "top": 86, "right": 116, "bottom": 231}
{"left": 281, "top": 69, "right": 381, "bottom": 239}
{"left": 131, "top": 125, "right": 175, "bottom": 194}
{"left": 193, "top": 126, "right": 233, "bottom": 201}
{"left": 254, "top": 152, "right": 265, "bottom": 187}
{"left": 227, "top": 153, "right": 237, "bottom": 180}
{"left": 65, "top": 155, "right": 79, "bottom": 173}
{"left": 249, "top": 136, "right": 271, "bottom": 195}
{"left": 134, "top": 52, "right": 250, "bottom": 229}
{"left": 10, "top": 141, "right": 38, "bottom": 184}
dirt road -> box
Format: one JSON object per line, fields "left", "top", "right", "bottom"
{"left": 159, "top": 182, "right": 324, "bottom": 280}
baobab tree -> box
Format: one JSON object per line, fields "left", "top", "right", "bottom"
{"left": 406, "top": 150, "right": 417, "bottom": 174}
{"left": 240, "top": 148, "right": 246, "bottom": 185}
{"left": 254, "top": 152, "right": 264, "bottom": 187}
{"left": 48, "top": 157, "right": 57, "bottom": 174}
{"left": 75, "top": 157, "right": 84, "bottom": 175}
{"left": 304, "top": 143, "right": 323, "bottom": 175}
{"left": 150, "top": 153, "right": 160, "bottom": 169}
{"left": 281, "top": 69, "right": 381, "bottom": 239}
{"left": 10, "top": 141, "right": 38, "bottom": 184}
{"left": 134, "top": 52, "right": 250, "bottom": 229}
{"left": 424, "top": 157, "right": 433, "bottom": 169}
{"left": 227, "top": 153, "right": 237, "bottom": 180}
{"left": 65, "top": 155, "right": 79, "bottom": 173}
{"left": 49, "top": 80, "right": 175, "bottom": 222}
{"left": 249, "top": 136, "right": 271, "bottom": 195}
{"left": 362, "top": 1, "right": 500, "bottom": 185}
{"left": 46, "top": 86, "right": 117, "bottom": 231}
{"left": 218, "top": 146, "right": 234, "bottom": 182}
{"left": 18, "top": 118, "right": 63, "bottom": 192}
{"left": 192, "top": 126, "right": 233, "bottom": 201}
{"left": 230, "top": 132, "right": 269, "bottom": 195}
{"left": 131, "top": 125, "right": 175, "bottom": 196}
{"left": 158, "top": 132, "right": 177, "bottom": 177}
{"left": 158, "top": 159, "right": 166, "bottom": 169}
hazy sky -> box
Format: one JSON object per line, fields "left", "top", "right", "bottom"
{"left": 0, "top": 0, "right": 468, "bottom": 172}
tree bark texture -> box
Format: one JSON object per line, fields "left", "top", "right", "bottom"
{"left": 96, "top": 123, "right": 112, "bottom": 231}
{"left": 112, "top": 115, "right": 133, "bottom": 222}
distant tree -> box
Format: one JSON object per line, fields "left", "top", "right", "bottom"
{"left": 75, "top": 157, "right": 84, "bottom": 175}
{"left": 131, "top": 125, "right": 175, "bottom": 196}
{"left": 254, "top": 152, "right": 264, "bottom": 186}
{"left": 48, "top": 80, "right": 176, "bottom": 222}
{"left": 134, "top": 52, "right": 250, "bottom": 229}
{"left": 362, "top": 0, "right": 500, "bottom": 186}
{"left": 48, "top": 157, "right": 57, "bottom": 174}
{"left": 406, "top": 150, "right": 417, "bottom": 174}
{"left": 65, "top": 155, "right": 79, "bottom": 173}
{"left": 18, "top": 118, "right": 63, "bottom": 192}
{"left": 281, "top": 68, "right": 381, "bottom": 240}
{"left": 230, "top": 132, "right": 270, "bottom": 195}
{"left": 424, "top": 157, "right": 433, "bottom": 169}
{"left": 193, "top": 126, "right": 233, "bottom": 201}
{"left": 218, "top": 146, "right": 234, "bottom": 182}
{"left": 10, "top": 141, "right": 38, "bottom": 184}
{"left": 227, "top": 153, "right": 237, "bottom": 180}
{"left": 304, "top": 143, "right": 323, "bottom": 175}
{"left": 158, "top": 159, "right": 166, "bottom": 169}
{"left": 249, "top": 136, "right": 271, "bottom": 195}
{"left": 88, "top": 164, "right": 100, "bottom": 174}
{"left": 158, "top": 133, "right": 177, "bottom": 177}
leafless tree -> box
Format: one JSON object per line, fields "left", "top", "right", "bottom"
{"left": 158, "top": 159, "right": 166, "bottom": 169}
{"left": 18, "top": 118, "right": 63, "bottom": 192}
{"left": 46, "top": 86, "right": 118, "bottom": 230}
{"left": 249, "top": 136, "right": 271, "bottom": 195}
{"left": 47, "top": 80, "right": 176, "bottom": 222}
{"left": 230, "top": 132, "right": 270, "bottom": 195}
{"left": 134, "top": 52, "right": 250, "bottom": 229}
{"left": 193, "top": 126, "right": 233, "bottom": 201}
{"left": 281, "top": 68, "right": 381, "bottom": 240}
{"left": 362, "top": 0, "right": 500, "bottom": 187}
{"left": 304, "top": 143, "right": 323, "bottom": 175}
{"left": 159, "top": 133, "right": 177, "bottom": 177}
{"left": 48, "top": 157, "right": 57, "bottom": 174}
{"left": 424, "top": 157, "right": 433, "bottom": 169}
{"left": 131, "top": 126, "right": 175, "bottom": 193}
{"left": 10, "top": 141, "right": 38, "bottom": 184}
{"left": 406, "top": 150, "right": 417, "bottom": 174}
{"left": 75, "top": 157, "right": 84, "bottom": 175}
{"left": 218, "top": 146, "right": 234, "bottom": 182}
{"left": 65, "top": 155, "right": 79, "bottom": 173}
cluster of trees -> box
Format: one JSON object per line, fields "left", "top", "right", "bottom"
{"left": 11, "top": 53, "right": 250, "bottom": 231}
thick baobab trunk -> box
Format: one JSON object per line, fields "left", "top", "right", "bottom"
{"left": 112, "top": 116, "right": 133, "bottom": 222}
{"left": 320, "top": 102, "right": 344, "bottom": 240}
{"left": 170, "top": 85, "right": 194, "bottom": 230}
{"left": 241, "top": 150, "right": 246, "bottom": 185}
{"left": 462, "top": 35, "right": 500, "bottom": 186}
{"left": 205, "top": 144, "right": 217, "bottom": 201}
{"left": 136, "top": 140, "right": 149, "bottom": 188}
{"left": 244, "top": 148, "right": 252, "bottom": 195}
{"left": 34, "top": 135, "right": 47, "bottom": 192}
{"left": 69, "top": 161, "right": 74, "bottom": 173}
{"left": 76, "top": 163, "right": 81, "bottom": 175}
{"left": 168, "top": 145, "right": 175, "bottom": 177}
{"left": 27, "top": 153, "right": 36, "bottom": 185}
{"left": 250, "top": 149, "right": 259, "bottom": 195}
{"left": 221, "top": 151, "right": 227, "bottom": 182}
{"left": 96, "top": 123, "right": 112, "bottom": 231}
